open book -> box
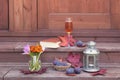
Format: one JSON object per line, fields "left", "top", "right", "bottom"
{"left": 40, "top": 38, "right": 61, "bottom": 48}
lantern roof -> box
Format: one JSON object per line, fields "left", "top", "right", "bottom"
{"left": 83, "top": 41, "right": 100, "bottom": 55}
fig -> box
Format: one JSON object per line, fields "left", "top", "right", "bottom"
{"left": 66, "top": 68, "right": 75, "bottom": 74}
{"left": 53, "top": 60, "right": 60, "bottom": 65}
{"left": 74, "top": 67, "right": 81, "bottom": 74}
{"left": 61, "top": 62, "right": 68, "bottom": 66}
{"left": 76, "top": 41, "right": 83, "bottom": 47}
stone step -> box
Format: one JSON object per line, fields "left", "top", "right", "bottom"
{"left": 0, "top": 42, "right": 120, "bottom": 63}
{"left": 0, "top": 63, "right": 120, "bottom": 80}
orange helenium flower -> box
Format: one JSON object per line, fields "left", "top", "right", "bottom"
{"left": 30, "top": 45, "right": 43, "bottom": 53}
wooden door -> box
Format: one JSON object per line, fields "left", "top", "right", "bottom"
{"left": 8, "top": 0, "right": 120, "bottom": 32}
{"left": 0, "top": 0, "right": 119, "bottom": 42}
{"left": 0, "top": 0, "right": 8, "bottom": 30}
{"left": 38, "top": 0, "right": 111, "bottom": 32}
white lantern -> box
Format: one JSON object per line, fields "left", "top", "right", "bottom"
{"left": 83, "top": 41, "right": 100, "bottom": 72}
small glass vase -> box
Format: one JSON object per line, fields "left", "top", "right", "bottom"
{"left": 29, "top": 56, "right": 41, "bottom": 72}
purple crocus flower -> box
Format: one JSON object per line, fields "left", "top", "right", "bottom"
{"left": 22, "top": 45, "right": 30, "bottom": 55}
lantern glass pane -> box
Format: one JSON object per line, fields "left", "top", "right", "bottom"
{"left": 89, "top": 56, "right": 94, "bottom": 64}
{"left": 88, "top": 56, "right": 94, "bottom": 68}
{"left": 96, "top": 55, "right": 99, "bottom": 67}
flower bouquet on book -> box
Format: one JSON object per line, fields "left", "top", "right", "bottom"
{"left": 21, "top": 44, "right": 47, "bottom": 74}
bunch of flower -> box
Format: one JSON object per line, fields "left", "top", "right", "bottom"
{"left": 23, "top": 44, "right": 45, "bottom": 56}
{"left": 23, "top": 44, "right": 45, "bottom": 71}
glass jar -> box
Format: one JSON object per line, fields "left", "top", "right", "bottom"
{"left": 29, "top": 55, "right": 41, "bottom": 72}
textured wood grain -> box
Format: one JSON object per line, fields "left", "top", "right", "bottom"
{"left": 0, "top": 0, "right": 120, "bottom": 42}
{"left": 0, "top": 42, "right": 120, "bottom": 63}
{"left": 6, "top": 0, "right": 120, "bottom": 32}
{"left": 0, "top": 0, "right": 8, "bottom": 30}
{"left": 111, "top": 0, "right": 120, "bottom": 14}
{"left": 49, "top": 13, "right": 111, "bottom": 30}
{"left": 8, "top": 0, "right": 120, "bottom": 31}
{"left": 9, "top": 0, "right": 37, "bottom": 32}
{"left": 9, "top": 0, "right": 14, "bottom": 31}
{"left": 14, "top": 0, "right": 23, "bottom": 31}
{"left": 0, "top": 30, "right": 119, "bottom": 42}
{"left": 0, "top": 67, "right": 12, "bottom": 80}
{"left": 38, "top": 0, "right": 111, "bottom": 30}
{"left": 23, "top": 0, "right": 37, "bottom": 31}
{"left": 111, "top": 15, "right": 120, "bottom": 29}
{"left": 4, "top": 65, "right": 120, "bottom": 80}
{"left": 31, "top": 0, "right": 37, "bottom": 31}
{"left": 38, "top": 0, "right": 49, "bottom": 29}
{"left": 23, "top": 0, "right": 32, "bottom": 31}
{"left": 111, "top": 0, "right": 120, "bottom": 29}
{"left": 49, "top": 0, "right": 110, "bottom": 13}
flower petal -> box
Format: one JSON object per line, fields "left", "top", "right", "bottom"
{"left": 23, "top": 45, "right": 30, "bottom": 54}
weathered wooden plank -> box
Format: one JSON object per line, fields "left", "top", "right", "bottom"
{"left": 8, "top": 0, "right": 120, "bottom": 33}
{"left": 31, "top": 0, "right": 37, "bottom": 31}
{"left": 0, "top": 42, "right": 120, "bottom": 53}
{"left": 0, "top": 67, "right": 12, "bottom": 80}
{"left": 7, "top": 0, "right": 120, "bottom": 33}
{"left": 111, "top": 0, "right": 120, "bottom": 14}
{"left": 50, "top": 0, "right": 110, "bottom": 13}
{"left": 111, "top": 0, "right": 120, "bottom": 29}
{"left": 0, "top": 0, "right": 2, "bottom": 29}
{"left": 9, "top": 0, "right": 37, "bottom": 32}
{"left": 96, "top": 37, "right": 120, "bottom": 42}
{"left": 9, "top": 0, "right": 14, "bottom": 32}
{"left": 0, "top": 42, "right": 120, "bottom": 63}
{"left": 49, "top": 13, "right": 111, "bottom": 30}
{"left": 4, "top": 66, "right": 120, "bottom": 80}
{"left": 111, "top": 15, "right": 120, "bottom": 29}
{"left": 23, "top": 0, "right": 32, "bottom": 31}
{"left": 42, "top": 52, "right": 120, "bottom": 63}
{"left": 48, "top": 0, "right": 110, "bottom": 30}
{"left": 0, "top": 0, "right": 8, "bottom": 30}
{"left": 23, "top": 0, "right": 37, "bottom": 32}
{"left": 108, "top": 53, "right": 120, "bottom": 63}
{"left": 0, "top": 30, "right": 119, "bottom": 37}
{"left": 0, "top": 53, "right": 29, "bottom": 62}
{"left": 38, "top": 0, "right": 49, "bottom": 29}
{"left": 2, "top": 30, "right": 119, "bottom": 42}
{"left": 0, "top": 37, "right": 120, "bottom": 42}
{"left": 0, "top": 37, "right": 45, "bottom": 42}
{"left": 1, "top": 51, "right": 120, "bottom": 63}
{"left": 14, "top": 0, "right": 24, "bottom": 31}
{"left": 5, "top": 0, "right": 120, "bottom": 41}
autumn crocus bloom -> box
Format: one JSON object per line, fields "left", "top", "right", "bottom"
{"left": 23, "top": 45, "right": 30, "bottom": 55}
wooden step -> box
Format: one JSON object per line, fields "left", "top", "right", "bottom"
{"left": 0, "top": 42, "right": 120, "bottom": 63}
{"left": 0, "top": 63, "right": 120, "bottom": 80}
{"left": 0, "top": 30, "right": 120, "bottom": 42}
{"left": 0, "top": 42, "right": 120, "bottom": 80}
